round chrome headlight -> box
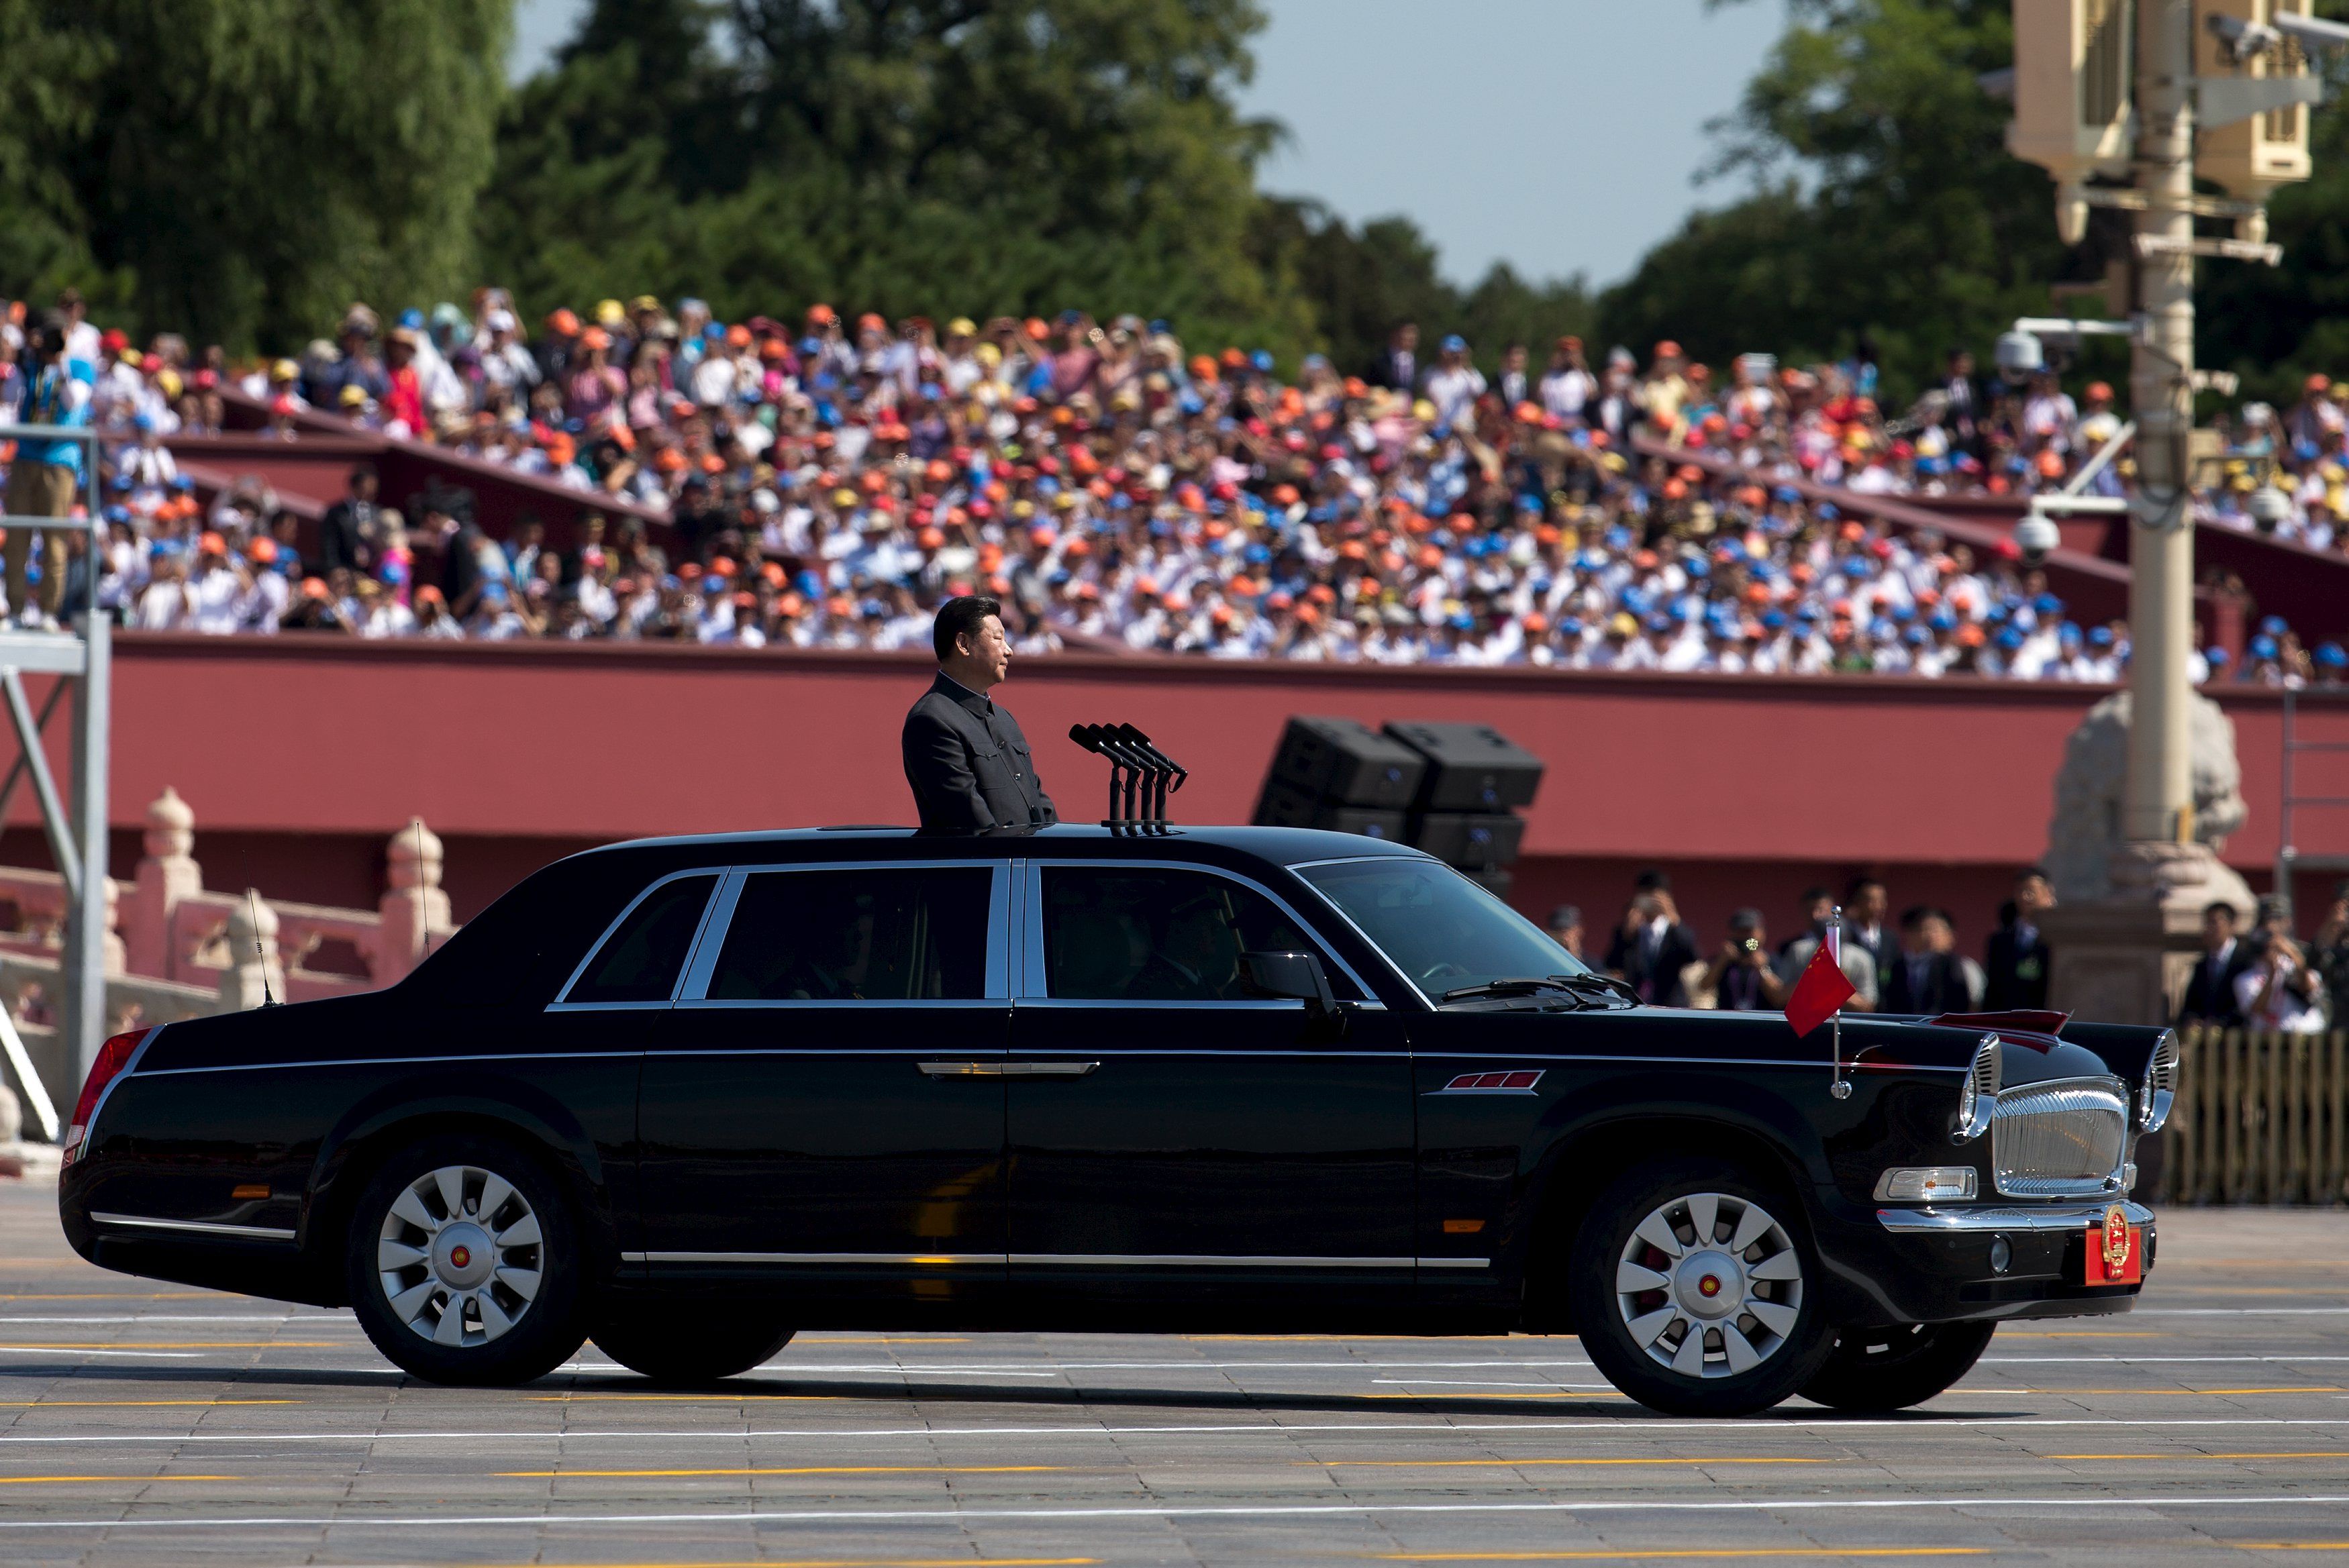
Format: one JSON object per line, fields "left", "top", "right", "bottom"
{"left": 1953, "top": 1033, "right": 1999, "bottom": 1143}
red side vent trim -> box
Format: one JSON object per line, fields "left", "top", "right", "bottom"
{"left": 1440, "top": 1069, "right": 1544, "bottom": 1092}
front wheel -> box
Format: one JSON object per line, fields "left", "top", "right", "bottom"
{"left": 1569, "top": 1159, "right": 1833, "bottom": 1416}
{"left": 345, "top": 1136, "right": 587, "bottom": 1387}
{"left": 592, "top": 1305, "right": 796, "bottom": 1383}
{"left": 1799, "top": 1321, "right": 1997, "bottom": 1411}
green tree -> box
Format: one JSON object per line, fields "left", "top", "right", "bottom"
{"left": 1597, "top": 0, "right": 2075, "bottom": 401}
{"left": 10, "top": 0, "right": 511, "bottom": 352}
{"left": 481, "top": 0, "right": 1310, "bottom": 357}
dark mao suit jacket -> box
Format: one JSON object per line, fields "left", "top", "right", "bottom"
{"left": 901, "top": 673, "right": 1058, "bottom": 830}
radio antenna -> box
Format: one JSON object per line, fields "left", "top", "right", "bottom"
{"left": 248, "top": 888, "right": 278, "bottom": 1008}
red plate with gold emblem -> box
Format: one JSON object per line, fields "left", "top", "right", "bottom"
{"left": 2082, "top": 1204, "right": 2142, "bottom": 1286}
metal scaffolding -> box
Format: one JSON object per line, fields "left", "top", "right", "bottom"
{"left": 0, "top": 419, "right": 110, "bottom": 1100}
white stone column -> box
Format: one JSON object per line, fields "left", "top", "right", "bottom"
{"left": 220, "top": 892, "right": 287, "bottom": 1011}
{"left": 128, "top": 788, "right": 202, "bottom": 982}
{"left": 376, "top": 819, "right": 452, "bottom": 986}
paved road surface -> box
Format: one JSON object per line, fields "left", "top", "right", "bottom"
{"left": 1, "top": 1185, "right": 2345, "bottom": 1566}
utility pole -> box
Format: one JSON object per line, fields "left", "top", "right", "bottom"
{"left": 2123, "top": 0, "right": 2197, "bottom": 850}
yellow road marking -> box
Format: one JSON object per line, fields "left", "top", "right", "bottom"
{"left": 500, "top": 1465, "right": 1067, "bottom": 1479}
{"left": 0, "top": 1400, "right": 297, "bottom": 1408}
{"left": 1376, "top": 1552, "right": 1987, "bottom": 1563}
{"left": 2239, "top": 1547, "right": 2349, "bottom": 1553}
{"left": 1313, "top": 1457, "right": 1825, "bottom": 1468}
{"left": 0, "top": 1475, "right": 240, "bottom": 1485}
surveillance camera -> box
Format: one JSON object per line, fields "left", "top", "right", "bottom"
{"left": 2016, "top": 513, "right": 2060, "bottom": 563}
{"left": 1994, "top": 330, "right": 2044, "bottom": 380}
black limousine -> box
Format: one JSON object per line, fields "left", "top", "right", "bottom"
{"left": 58, "top": 826, "right": 2171, "bottom": 1416}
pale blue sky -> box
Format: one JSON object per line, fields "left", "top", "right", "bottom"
{"left": 507, "top": 0, "right": 1787, "bottom": 289}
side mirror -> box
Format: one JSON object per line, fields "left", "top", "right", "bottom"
{"left": 1240, "top": 950, "right": 1340, "bottom": 1021}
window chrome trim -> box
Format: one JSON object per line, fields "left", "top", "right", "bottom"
{"left": 671, "top": 857, "right": 1013, "bottom": 1005}
{"left": 548, "top": 867, "right": 727, "bottom": 1011}
{"left": 1019, "top": 858, "right": 1376, "bottom": 1002}
{"left": 134, "top": 1050, "right": 648, "bottom": 1078}
{"left": 91, "top": 1212, "right": 298, "bottom": 1242}
{"left": 1282, "top": 854, "right": 1446, "bottom": 1009}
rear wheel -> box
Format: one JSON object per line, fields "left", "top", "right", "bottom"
{"left": 344, "top": 1135, "right": 587, "bottom": 1387}
{"left": 1569, "top": 1158, "right": 1833, "bottom": 1416}
{"left": 1799, "top": 1320, "right": 1997, "bottom": 1411}
{"left": 592, "top": 1304, "right": 796, "bottom": 1383}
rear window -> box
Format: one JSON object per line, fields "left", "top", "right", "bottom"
{"left": 564, "top": 874, "right": 719, "bottom": 1004}
{"left": 704, "top": 867, "right": 991, "bottom": 1001}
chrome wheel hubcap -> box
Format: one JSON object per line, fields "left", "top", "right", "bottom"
{"left": 1615, "top": 1190, "right": 1803, "bottom": 1380}
{"left": 377, "top": 1164, "right": 544, "bottom": 1348}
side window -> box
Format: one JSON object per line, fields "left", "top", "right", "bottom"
{"left": 705, "top": 868, "right": 993, "bottom": 1001}
{"left": 566, "top": 874, "right": 718, "bottom": 1004}
{"left": 1041, "top": 867, "right": 1338, "bottom": 1002}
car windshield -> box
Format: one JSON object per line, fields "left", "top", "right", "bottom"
{"left": 1296, "top": 857, "right": 1595, "bottom": 1000}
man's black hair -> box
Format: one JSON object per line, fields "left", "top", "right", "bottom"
{"left": 1846, "top": 875, "right": 1887, "bottom": 901}
{"left": 1798, "top": 884, "right": 1830, "bottom": 906}
{"left": 1634, "top": 868, "right": 1670, "bottom": 893}
{"left": 2015, "top": 864, "right": 2050, "bottom": 885}
{"left": 2203, "top": 900, "right": 2238, "bottom": 923}
{"left": 1899, "top": 904, "right": 1933, "bottom": 931}
{"left": 350, "top": 465, "right": 377, "bottom": 486}
{"left": 934, "top": 594, "right": 1002, "bottom": 661}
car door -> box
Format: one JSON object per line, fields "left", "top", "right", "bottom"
{"left": 1004, "top": 859, "right": 1415, "bottom": 1314}
{"left": 634, "top": 858, "right": 1011, "bottom": 1308}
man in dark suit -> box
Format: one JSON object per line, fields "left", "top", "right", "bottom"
{"left": 1603, "top": 872, "right": 1700, "bottom": 1006}
{"left": 1884, "top": 906, "right": 1971, "bottom": 1014}
{"left": 1983, "top": 865, "right": 2056, "bottom": 1010}
{"left": 1374, "top": 323, "right": 1419, "bottom": 394}
{"left": 319, "top": 464, "right": 379, "bottom": 576}
{"left": 902, "top": 594, "right": 1057, "bottom": 830}
{"left": 2177, "top": 900, "right": 2248, "bottom": 1026}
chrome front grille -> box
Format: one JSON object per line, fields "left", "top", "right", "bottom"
{"left": 1991, "top": 1078, "right": 2128, "bottom": 1198}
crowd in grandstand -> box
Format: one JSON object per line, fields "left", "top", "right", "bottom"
{"left": 1, "top": 284, "right": 2344, "bottom": 682}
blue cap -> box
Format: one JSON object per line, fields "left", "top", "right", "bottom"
{"left": 2252, "top": 634, "right": 2281, "bottom": 660}
{"left": 1560, "top": 616, "right": 1585, "bottom": 636}
{"left": 1996, "top": 626, "right": 2025, "bottom": 650}
{"left": 2089, "top": 625, "right": 2115, "bottom": 647}
{"left": 2058, "top": 621, "right": 2083, "bottom": 643}
{"left": 1905, "top": 625, "right": 1930, "bottom": 647}
{"left": 1441, "top": 334, "right": 1468, "bottom": 352}
{"left": 2318, "top": 642, "right": 2348, "bottom": 668}
{"left": 2260, "top": 614, "right": 2289, "bottom": 636}
{"left": 2206, "top": 645, "right": 2232, "bottom": 666}
{"left": 399, "top": 308, "right": 425, "bottom": 329}
{"left": 2034, "top": 592, "right": 2064, "bottom": 615}
{"left": 1251, "top": 350, "right": 1275, "bottom": 373}
{"left": 1930, "top": 611, "right": 1958, "bottom": 631}
{"left": 1762, "top": 609, "right": 1788, "bottom": 630}
{"left": 1817, "top": 503, "right": 1840, "bottom": 521}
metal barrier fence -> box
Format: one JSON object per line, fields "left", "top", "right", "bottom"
{"left": 2157, "top": 1024, "right": 2349, "bottom": 1205}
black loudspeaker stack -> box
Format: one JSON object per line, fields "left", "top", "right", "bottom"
{"left": 1254, "top": 717, "right": 1544, "bottom": 897}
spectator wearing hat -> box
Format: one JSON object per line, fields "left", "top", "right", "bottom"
{"left": 1423, "top": 335, "right": 1484, "bottom": 428}
{"left": 7, "top": 311, "right": 93, "bottom": 628}
{"left": 1983, "top": 865, "right": 2058, "bottom": 1010}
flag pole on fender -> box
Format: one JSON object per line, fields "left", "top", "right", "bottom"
{"left": 1785, "top": 901, "right": 1859, "bottom": 1099}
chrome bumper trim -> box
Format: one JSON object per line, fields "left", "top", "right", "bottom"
{"left": 1877, "top": 1200, "right": 2154, "bottom": 1235}
{"left": 89, "top": 1211, "right": 297, "bottom": 1241}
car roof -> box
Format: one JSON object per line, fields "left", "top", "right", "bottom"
{"left": 589, "top": 823, "right": 1432, "bottom": 870}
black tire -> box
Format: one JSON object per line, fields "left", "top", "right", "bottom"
{"left": 1799, "top": 1320, "right": 1997, "bottom": 1412}
{"left": 344, "top": 1135, "right": 587, "bottom": 1387}
{"left": 591, "top": 1304, "right": 797, "bottom": 1383}
{"left": 1569, "top": 1157, "right": 1834, "bottom": 1417}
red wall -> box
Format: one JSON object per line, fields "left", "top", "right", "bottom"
{"left": 3, "top": 634, "right": 2326, "bottom": 940}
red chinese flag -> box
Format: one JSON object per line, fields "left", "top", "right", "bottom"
{"left": 1785, "top": 931, "right": 1858, "bottom": 1038}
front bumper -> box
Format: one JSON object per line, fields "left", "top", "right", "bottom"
{"left": 1808, "top": 1196, "right": 2154, "bottom": 1326}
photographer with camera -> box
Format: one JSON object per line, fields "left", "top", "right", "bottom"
{"left": 2233, "top": 902, "right": 2330, "bottom": 1035}
{"left": 1705, "top": 908, "right": 1788, "bottom": 1012}
{"left": 1603, "top": 872, "right": 1699, "bottom": 1007}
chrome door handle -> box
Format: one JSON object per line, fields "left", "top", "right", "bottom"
{"left": 918, "top": 1060, "right": 1100, "bottom": 1078}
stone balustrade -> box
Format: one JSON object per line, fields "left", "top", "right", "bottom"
{"left": 0, "top": 788, "right": 459, "bottom": 1009}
